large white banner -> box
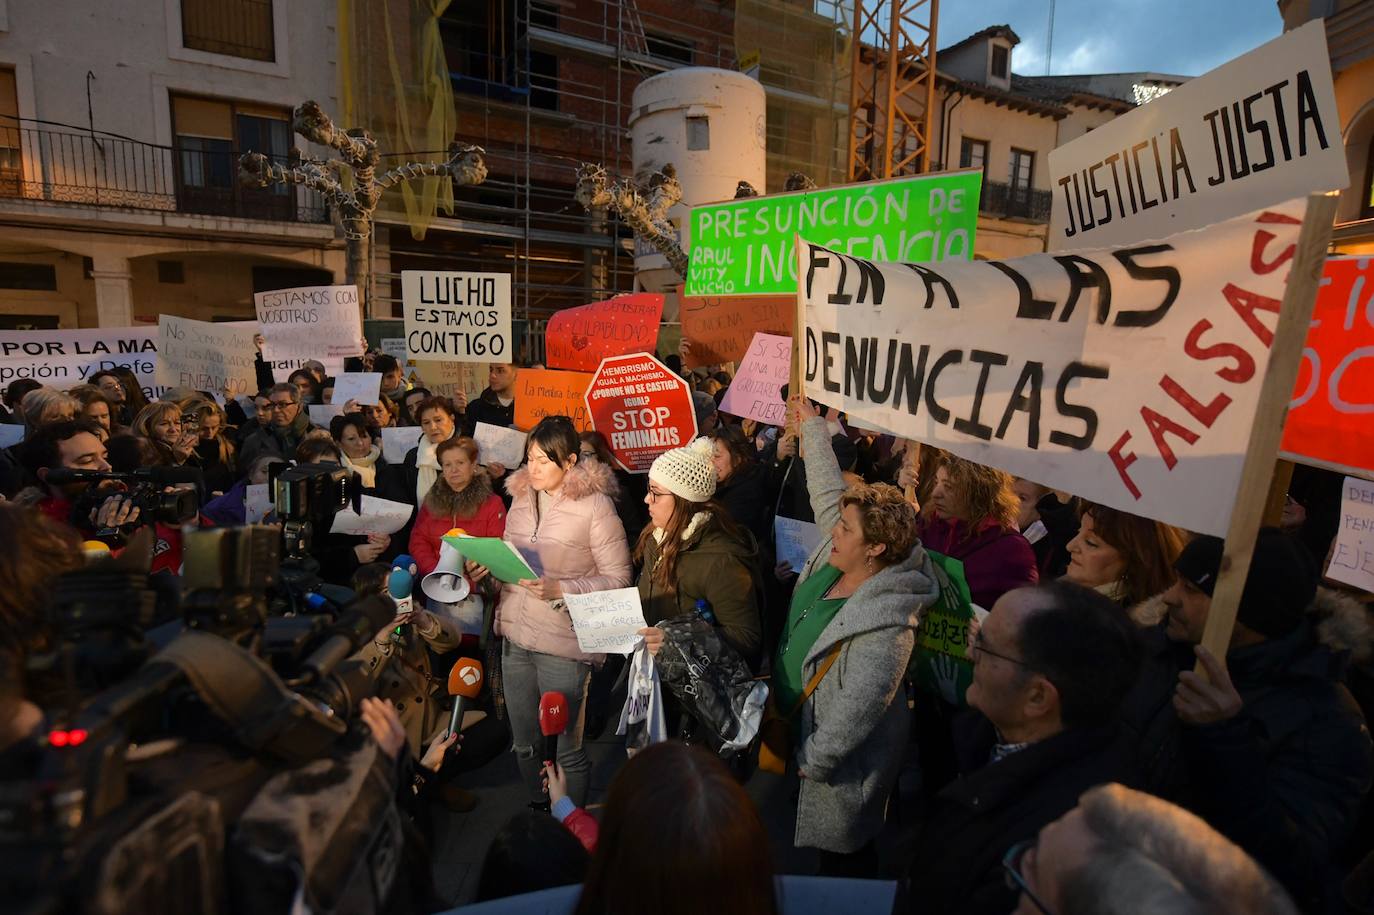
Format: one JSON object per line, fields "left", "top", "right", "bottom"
{"left": 798, "top": 200, "right": 1308, "bottom": 537}
{"left": 0, "top": 326, "right": 162, "bottom": 397}
{"left": 1047, "top": 20, "right": 1345, "bottom": 251}
{"left": 402, "top": 271, "right": 513, "bottom": 364}
{"left": 156, "top": 316, "right": 259, "bottom": 396}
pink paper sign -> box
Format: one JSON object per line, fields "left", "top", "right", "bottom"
{"left": 719, "top": 332, "right": 791, "bottom": 425}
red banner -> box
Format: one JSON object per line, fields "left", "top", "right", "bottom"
{"left": 545, "top": 293, "right": 664, "bottom": 372}
{"left": 584, "top": 353, "right": 697, "bottom": 473}
{"left": 1281, "top": 256, "right": 1374, "bottom": 475}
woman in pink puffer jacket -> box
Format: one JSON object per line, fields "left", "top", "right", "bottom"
{"left": 473, "top": 415, "right": 632, "bottom": 808}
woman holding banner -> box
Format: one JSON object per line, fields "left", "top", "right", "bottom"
{"left": 468, "top": 415, "right": 631, "bottom": 809}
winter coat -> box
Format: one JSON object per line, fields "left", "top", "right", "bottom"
{"left": 714, "top": 460, "right": 775, "bottom": 549}
{"left": 636, "top": 512, "right": 763, "bottom": 667}
{"left": 790, "top": 416, "right": 936, "bottom": 852}
{"left": 1130, "top": 588, "right": 1374, "bottom": 912}
{"left": 409, "top": 473, "right": 507, "bottom": 578}
{"left": 462, "top": 386, "right": 516, "bottom": 437}
{"left": 916, "top": 514, "right": 1038, "bottom": 610}
{"left": 354, "top": 610, "right": 464, "bottom": 757}
{"left": 496, "top": 460, "right": 633, "bottom": 663}
{"left": 907, "top": 717, "right": 1140, "bottom": 915}
{"left": 1028, "top": 492, "right": 1078, "bottom": 579}
{"left": 237, "top": 411, "right": 317, "bottom": 473}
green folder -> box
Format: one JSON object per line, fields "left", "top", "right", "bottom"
{"left": 442, "top": 534, "right": 537, "bottom": 584}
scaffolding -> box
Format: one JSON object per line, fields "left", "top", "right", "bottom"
{"left": 340, "top": 0, "right": 851, "bottom": 338}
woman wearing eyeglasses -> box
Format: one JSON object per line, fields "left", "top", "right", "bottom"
{"left": 633, "top": 437, "right": 764, "bottom": 670}
{"left": 467, "top": 415, "right": 632, "bottom": 810}
{"left": 769, "top": 394, "right": 937, "bottom": 877}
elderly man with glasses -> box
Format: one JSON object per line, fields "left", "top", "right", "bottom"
{"left": 904, "top": 580, "right": 1144, "bottom": 915}
{"left": 237, "top": 382, "right": 319, "bottom": 473}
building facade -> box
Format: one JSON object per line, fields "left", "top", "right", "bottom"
{"left": 0, "top": 0, "right": 345, "bottom": 330}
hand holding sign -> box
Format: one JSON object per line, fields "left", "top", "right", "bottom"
{"left": 565, "top": 588, "right": 648, "bottom": 655}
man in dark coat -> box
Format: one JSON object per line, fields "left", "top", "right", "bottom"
{"left": 906, "top": 581, "right": 1144, "bottom": 915}
{"left": 461, "top": 362, "right": 518, "bottom": 437}
{"left": 1160, "top": 530, "right": 1372, "bottom": 913}
{"left": 237, "top": 383, "right": 319, "bottom": 472}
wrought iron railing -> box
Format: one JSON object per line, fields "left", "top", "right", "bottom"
{"left": 0, "top": 119, "right": 328, "bottom": 223}
{"left": 979, "top": 180, "right": 1053, "bottom": 222}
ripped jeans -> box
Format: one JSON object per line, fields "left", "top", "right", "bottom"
{"left": 501, "top": 638, "right": 593, "bottom": 806}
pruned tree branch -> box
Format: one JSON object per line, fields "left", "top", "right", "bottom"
{"left": 575, "top": 162, "right": 689, "bottom": 277}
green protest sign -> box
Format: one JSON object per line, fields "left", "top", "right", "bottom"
{"left": 909, "top": 549, "right": 976, "bottom": 707}
{"left": 684, "top": 170, "right": 982, "bottom": 296}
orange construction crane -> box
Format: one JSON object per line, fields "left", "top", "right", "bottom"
{"left": 846, "top": 0, "right": 939, "bottom": 181}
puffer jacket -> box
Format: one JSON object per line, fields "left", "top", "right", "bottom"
{"left": 409, "top": 472, "right": 507, "bottom": 578}
{"left": 791, "top": 416, "right": 938, "bottom": 852}
{"left": 496, "top": 460, "right": 633, "bottom": 663}
{"left": 1129, "top": 587, "right": 1374, "bottom": 913}
{"left": 637, "top": 513, "right": 763, "bottom": 667}
{"left": 916, "top": 512, "right": 1037, "bottom": 610}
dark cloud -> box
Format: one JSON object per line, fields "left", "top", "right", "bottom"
{"left": 938, "top": 0, "right": 1283, "bottom": 78}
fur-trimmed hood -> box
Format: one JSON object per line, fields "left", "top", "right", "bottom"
{"left": 504, "top": 458, "right": 620, "bottom": 503}
{"left": 1131, "top": 586, "right": 1374, "bottom": 662}
{"left": 423, "top": 468, "right": 494, "bottom": 517}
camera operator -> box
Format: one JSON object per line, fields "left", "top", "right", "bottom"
{"left": 15, "top": 420, "right": 143, "bottom": 537}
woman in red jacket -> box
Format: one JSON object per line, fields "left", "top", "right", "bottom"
{"left": 410, "top": 436, "right": 507, "bottom": 578}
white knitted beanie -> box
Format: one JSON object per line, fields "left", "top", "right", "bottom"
{"left": 648, "top": 437, "right": 717, "bottom": 503}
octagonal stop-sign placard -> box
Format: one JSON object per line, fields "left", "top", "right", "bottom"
{"left": 585, "top": 353, "right": 698, "bottom": 473}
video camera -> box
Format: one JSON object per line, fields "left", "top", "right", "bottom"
{"left": 1, "top": 524, "right": 415, "bottom": 914}
{"left": 48, "top": 466, "right": 201, "bottom": 528}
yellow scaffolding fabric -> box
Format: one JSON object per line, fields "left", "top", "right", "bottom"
{"left": 339, "top": 0, "right": 458, "bottom": 240}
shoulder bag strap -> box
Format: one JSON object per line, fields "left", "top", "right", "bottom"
{"left": 787, "top": 640, "right": 844, "bottom": 717}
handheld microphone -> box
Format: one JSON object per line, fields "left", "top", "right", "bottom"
{"left": 388, "top": 555, "right": 417, "bottom": 629}
{"left": 446, "top": 658, "right": 485, "bottom": 738}
{"left": 538, "top": 691, "right": 568, "bottom": 765}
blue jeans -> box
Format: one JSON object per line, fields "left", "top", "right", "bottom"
{"left": 501, "top": 639, "right": 593, "bottom": 805}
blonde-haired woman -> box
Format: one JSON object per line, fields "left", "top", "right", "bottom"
{"left": 131, "top": 401, "right": 196, "bottom": 466}
{"left": 919, "top": 454, "right": 1038, "bottom": 609}
{"left": 775, "top": 396, "right": 936, "bottom": 875}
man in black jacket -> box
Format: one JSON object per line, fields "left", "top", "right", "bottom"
{"left": 1162, "top": 530, "right": 1372, "bottom": 912}
{"left": 906, "top": 581, "right": 1143, "bottom": 915}
{"left": 461, "top": 362, "right": 517, "bottom": 437}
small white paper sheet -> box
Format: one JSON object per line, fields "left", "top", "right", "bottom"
{"left": 245, "top": 483, "right": 273, "bottom": 523}
{"left": 330, "top": 372, "right": 383, "bottom": 406}
{"left": 1327, "top": 476, "right": 1374, "bottom": 593}
{"left": 775, "top": 516, "right": 824, "bottom": 573}
{"left": 381, "top": 426, "right": 420, "bottom": 464}
{"left": 329, "top": 495, "right": 414, "bottom": 536}
{"left": 474, "top": 421, "right": 527, "bottom": 469}
{"left": 308, "top": 403, "right": 346, "bottom": 426}
{"left": 565, "top": 588, "right": 648, "bottom": 655}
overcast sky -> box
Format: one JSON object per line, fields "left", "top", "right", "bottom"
{"left": 938, "top": 0, "right": 1285, "bottom": 78}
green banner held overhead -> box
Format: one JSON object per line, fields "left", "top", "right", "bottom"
{"left": 684, "top": 170, "right": 982, "bottom": 297}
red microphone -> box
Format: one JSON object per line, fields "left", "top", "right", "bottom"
{"left": 538, "top": 691, "right": 568, "bottom": 765}
{"left": 447, "top": 658, "right": 485, "bottom": 739}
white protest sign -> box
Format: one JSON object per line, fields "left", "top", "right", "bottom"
{"left": 0, "top": 424, "right": 24, "bottom": 448}
{"left": 1327, "top": 477, "right": 1374, "bottom": 593}
{"left": 775, "top": 516, "right": 823, "bottom": 573}
{"left": 798, "top": 199, "right": 1306, "bottom": 538}
{"left": 1048, "top": 20, "right": 1346, "bottom": 250}
{"left": 381, "top": 338, "right": 408, "bottom": 362}
{"left": 719, "top": 332, "right": 791, "bottom": 425}
{"left": 0, "top": 326, "right": 162, "bottom": 398}
{"left": 245, "top": 483, "right": 273, "bottom": 523}
{"left": 255, "top": 285, "right": 363, "bottom": 362}
{"left": 156, "top": 316, "right": 258, "bottom": 396}
{"left": 381, "top": 426, "right": 420, "bottom": 464}
{"left": 330, "top": 495, "right": 414, "bottom": 536}
{"left": 565, "top": 588, "right": 648, "bottom": 655}
{"left": 402, "top": 271, "right": 512, "bottom": 363}
{"left": 474, "top": 421, "right": 527, "bottom": 469}
{"left": 330, "top": 372, "right": 382, "bottom": 406}
{"left": 308, "top": 404, "right": 345, "bottom": 426}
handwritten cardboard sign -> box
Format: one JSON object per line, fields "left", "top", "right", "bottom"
{"left": 678, "top": 287, "right": 794, "bottom": 368}
{"left": 546, "top": 293, "right": 664, "bottom": 372}
{"left": 719, "top": 332, "right": 791, "bottom": 424}
{"left": 402, "top": 271, "right": 513, "bottom": 363}
{"left": 565, "top": 588, "right": 648, "bottom": 655}
{"left": 514, "top": 368, "right": 594, "bottom": 432}
{"left": 255, "top": 285, "right": 363, "bottom": 361}
{"left": 156, "top": 316, "right": 258, "bottom": 396}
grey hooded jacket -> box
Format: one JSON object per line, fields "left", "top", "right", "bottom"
{"left": 791, "top": 416, "right": 937, "bottom": 852}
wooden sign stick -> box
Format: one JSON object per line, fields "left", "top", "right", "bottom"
{"left": 1198, "top": 193, "right": 1337, "bottom": 670}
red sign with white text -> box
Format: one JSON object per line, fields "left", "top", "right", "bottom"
{"left": 1281, "top": 256, "right": 1374, "bottom": 475}
{"left": 545, "top": 293, "right": 664, "bottom": 372}
{"left": 585, "top": 353, "right": 697, "bottom": 473}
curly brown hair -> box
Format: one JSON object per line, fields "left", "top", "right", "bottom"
{"left": 839, "top": 482, "right": 921, "bottom": 567}
{"left": 936, "top": 455, "right": 1020, "bottom": 531}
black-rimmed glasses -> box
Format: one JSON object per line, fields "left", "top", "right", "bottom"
{"left": 971, "top": 630, "right": 1031, "bottom": 668}
{"left": 1002, "top": 839, "right": 1054, "bottom": 915}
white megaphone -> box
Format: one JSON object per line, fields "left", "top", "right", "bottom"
{"left": 422, "top": 538, "right": 471, "bottom": 604}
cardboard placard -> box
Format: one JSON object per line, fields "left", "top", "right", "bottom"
{"left": 585, "top": 353, "right": 698, "bottom": 473}
{"left": 402, "top": 271, "right": 513, "bottom": 363}
{"left": 514, "top": 368, "right": 594, "bottom": 432}
{"left": 719, "top": 332, "right": 791, "bottom": 425}
{"left": 545, "top": 293, "right": 664, "bottom": 372}
{"left": 678, "top": 287, "right": 795, "bottom": 368}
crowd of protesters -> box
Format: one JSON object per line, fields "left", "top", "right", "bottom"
{"left": 0, "top": 331, "right": 1370, "bottom": 915}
